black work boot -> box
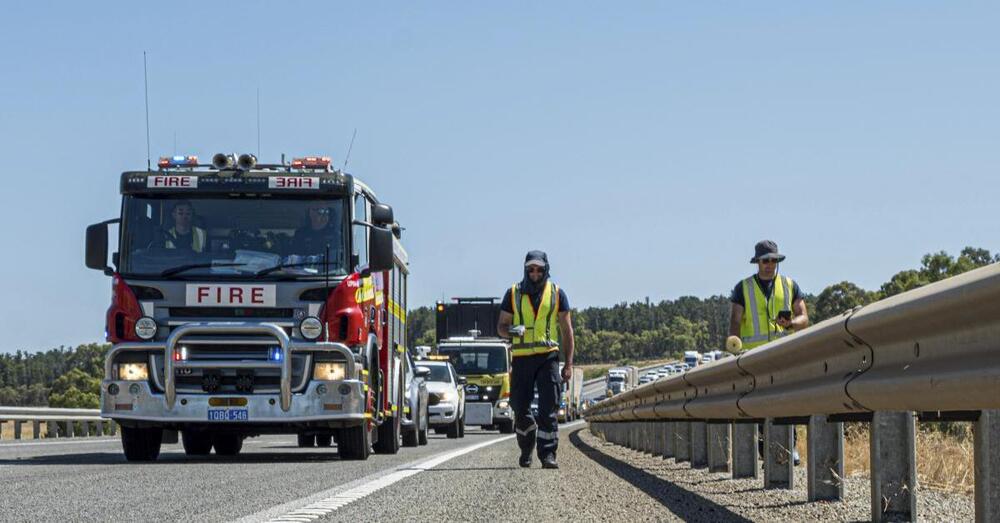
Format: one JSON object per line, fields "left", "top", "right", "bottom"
{"left": 519, "top": 450, "right": 532, "bottom": 468}
{"left": 541, "top": 455, "right": 558, "bottom": 469}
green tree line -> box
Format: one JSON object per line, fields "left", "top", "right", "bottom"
{"left": 1, "top": 247, "right": 995, "bottom": 406}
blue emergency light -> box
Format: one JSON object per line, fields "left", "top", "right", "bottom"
{"left": 269, "top": 347, "right": 283, "bottom": 362}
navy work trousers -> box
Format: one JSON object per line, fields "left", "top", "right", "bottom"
{"left": 510, "top": 351, "right": 561, "bottom": 460}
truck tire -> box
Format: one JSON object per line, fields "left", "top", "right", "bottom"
{"left": 181, "top": 430, "right": 213, "bottom": 456}
{"left": 297, "top": 434, "right": 315, "bottom": 447}
{"left": 315, "top": 434, "right": 333, "bottom": 447}
{"left": 338, "top": 424, "right": 371, "bottom": 460}
{"left": 499, "top": 420, "right": 515, "bottom": 434}
{"left": 446, "top": 417, "right": 460, "bottom": 439}
{"left": 121, "top": 426, "right": 163, "bottom": 462}
{"left": 458, "top": 415, "right": 465, "bottom": 438}
{"left": 212, "top": 433, "right": 243, "bottom": 456}
{"left": 402, "top": 420, "right": 418, "bottom": 448}
{"left": 374, "top": 375, "right": 404, "bottom": 454}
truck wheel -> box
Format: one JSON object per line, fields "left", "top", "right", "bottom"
{"left": 374, "top": 377, "right": 404, "bottom": 454}
{"left": 121, "top": 426, "right": 163, "bottom": 462}
{"left": 315, "top": 434, "right": 333, "bottom": 447}
{"left": 499, "top": 420, "right": 515, "bottom": 434}
{"left": 297, "top": 434, "right": 316, "bottom": 448}
{"left": 446, "top": 417, "right": 460, "bottom": 439}
{"left": 212, "top": 434, "right": 243, "bottom": 456}
{"left": 458, "top": 415, "right": 466, "bottom": 438}
{"left": 181, "top": 430, "right": 213, "bottom": 456}
{"left": 418, "top": 421, "right": 429, "bottom": 446}
{"left": 338, "top": 424, "right": 371, "bottom": 460}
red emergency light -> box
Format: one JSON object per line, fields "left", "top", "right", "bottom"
{"left": 158, "top": 155, "right": 199, "bottom": 168}
{"left": 291, "top": 156, "right": 332, "bottom": 169}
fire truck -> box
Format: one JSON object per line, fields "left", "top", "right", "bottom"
{"left": 84, "top": 153, "right": 409, "bottom": 461}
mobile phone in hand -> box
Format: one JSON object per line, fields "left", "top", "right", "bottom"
{"left": 777, "top": 310, "right": 792, "bottom": 322}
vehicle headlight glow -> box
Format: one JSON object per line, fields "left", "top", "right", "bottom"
{"left": 438, "top": 391, "right": 453, "bottom": 402}
{"left": 313, "top": 362, "right": 346, "bottom": 381}
{"left": 300, "top": 317, "right": 323, "bottom": 340}
{"left": 497, "top": 400, "right": 509, "bottom": 409}
{"left": 134, "top": 317, "right": 157, "bottom": 340}
{"left": 118, "top": 362, "right": 149, "bottom": 381}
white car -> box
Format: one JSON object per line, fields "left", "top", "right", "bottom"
{"left": 422, "top": 361, "right": 466, "bottom": 439}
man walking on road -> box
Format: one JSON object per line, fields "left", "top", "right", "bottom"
{"left": 729, "top": 240, "right": 809, "bottom": 352}
{"left": 498, "top": 250, "right": 575, "bottom": 469}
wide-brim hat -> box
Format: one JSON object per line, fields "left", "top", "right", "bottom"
{"left": 750, "top": 240, "right": 786, "bottom": 263}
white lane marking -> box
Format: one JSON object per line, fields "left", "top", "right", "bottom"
{"left": 246, "top": 421, "right": 586, "bottom": 523}
{"left": 0, "top": 438, "right": 120, "bottom": 448}
{"left": 241, "top": 434, "right": 516, "bottom": 523}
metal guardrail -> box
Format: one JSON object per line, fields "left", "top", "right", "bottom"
{"left": 586, "top": 263, "right": 1000, "bottom": 523}
{"left": 0, "top": 406, "right": 116, "bottom": 441}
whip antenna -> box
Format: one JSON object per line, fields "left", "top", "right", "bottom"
{"left": 143, "top": 51, "right": 151, "bottom": 170}
{"left": 256, "top": 87, "right": 261, "bottom": 158}
{"left": 343, "top": 128, "right": 357, "bottom": 169}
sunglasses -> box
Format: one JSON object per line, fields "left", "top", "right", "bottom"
{"left": 526, "top": 266, "right": 545, "bottom": 274}
{"left": 310, "top": 208, "right": 330, "bottom": 215}
{"left": 760, "top": 259, "right": 779, "bottom": 265}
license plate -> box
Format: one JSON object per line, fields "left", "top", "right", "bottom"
{"left": 208, "top": 408, "right": 249, "bottom": 421}
{"left": 466, "top": 395, "right": 479, "bottom": 401}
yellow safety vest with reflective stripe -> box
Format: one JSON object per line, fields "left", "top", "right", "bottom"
{"left": 165, "top": 227, "right": 206, "bottom": 253}
{"left": 739, "top": 275, "right": 794, "bottom": 351}
{"left": 510, "top": 281, "right": 560, "bottom": 358}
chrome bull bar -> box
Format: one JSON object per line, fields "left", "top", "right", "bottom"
{"left": 105, "top": 322, "right": 357, "bottom": 413}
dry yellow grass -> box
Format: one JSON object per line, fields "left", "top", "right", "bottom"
{"left": 794, "top": 423, "right": 975, "bottom": 495}
{"left": 0, "top": 420, "right": 50, "bottom": 440}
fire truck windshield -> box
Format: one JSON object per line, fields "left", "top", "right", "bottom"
{"left": 438, "top": 345, "right": 510, "bottom": 375}
{"left": 119, "top": 195, "right": 349, "bottom": 279}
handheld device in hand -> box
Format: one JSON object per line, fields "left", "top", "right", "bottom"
{"left": 777, "top": 310, "right": 792, "bottom": 321}
{"left": 508, "top": 325, "right": 526, "bottom": 337}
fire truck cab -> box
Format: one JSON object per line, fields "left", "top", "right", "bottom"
{"left": 85, "top": 154, "right": 409, "bottom": 461}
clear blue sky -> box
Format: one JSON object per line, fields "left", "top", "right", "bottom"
{"left": 1, "top": 2, "right": 996, "bottom": 353}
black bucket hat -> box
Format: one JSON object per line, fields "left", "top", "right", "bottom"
{"left": 750, "top": 240, "right": 786, "bottom": 263}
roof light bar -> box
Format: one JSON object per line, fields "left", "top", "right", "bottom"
{"left": 158, "top": 155, "right": 198, "bottom": 168}
{"left": 291, "top": 156, "right": 332, "bottom": 169}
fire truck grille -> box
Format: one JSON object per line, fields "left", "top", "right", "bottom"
{"left": 169, "top": 307, "right": 294, "bottom": 319}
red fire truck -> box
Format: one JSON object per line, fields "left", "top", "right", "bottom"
{"left": 85, "top": 153, "right": 408, "bottom": 461}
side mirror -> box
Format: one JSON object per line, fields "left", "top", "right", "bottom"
{"left": 369, "top": 226, "right": 394, "bottom": 272}
{"left": 86, "top": 222, "right": 111, "bottom": 274}
{"left": 371, "top": 203, "right": 394, "bottom": 226}
{"left": 457, "top": 376, "right": 468, "bottom": 385}
{"left": 414, "top": 366, "right": 431, "bottom": 378}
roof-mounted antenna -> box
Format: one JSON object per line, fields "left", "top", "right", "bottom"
{"left": 143, "top": 51, "right": 151, "bottom": 170}
{"left": 256, "top": 87, "right": 261, "bottom": 158}
{"left": 342, "top": 128, "right": 357, "bottom": 170}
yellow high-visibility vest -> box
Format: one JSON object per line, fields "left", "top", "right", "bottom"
{"left": 739, "top": 275, "right": 794, "bottom": 351}
{"left": 165, "top": 226, "right": 206, "bottom": 253}
{"left": 510, "top": 281, "right": 560, "bottom": 358}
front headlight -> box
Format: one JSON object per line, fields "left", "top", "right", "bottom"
{"left": 438, "top": 391, "right": 453, "bottom": 402}
{"left": 300, "top": 317, "right": 323, "bottom": 340}
{"left": 134, "top": 317, "right": 157, "bottom": 340}
{"left": 118, "top": 362, "right": 149, "bottom": 381}
{"left": 497, "top": 400, "right": 509, "bottom": 409}
{"left": 313, "top": 362, "right": 346, "bottom": 381}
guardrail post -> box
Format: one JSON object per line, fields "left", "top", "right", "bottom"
{"left": 14, "top": 420, "right": 23, "bottom": 440}
{"left": 65, "top": 421, "right": 75, "bottom": 438}
{"left": 97, "top": 420, "right": 105, "bottom": 436}
{"left": 764, "top": 419, "right": 794, "bottom": 489}
{"left": 870, "top": 411, "right": 916, "bottom": 522}
{"left": 675, "top": 422, "right": 690, "bottom": 462}
{"left": 663, "top": 421, "right": 675, "bottom": 458}
{"left": 808, "top": 415, "right": 844, "bottom": 501}
{"left": 690, "top": 421, "right": 708, "bottom": 468}
{"left": 0, "top": 420, "right": 4, "bottom": 440}
{"left": 733, "top": 422, "right": 758, "bottom": 479}
{"left": 642, "top": 423, "right": 651, "bottom": 454}
{"left": 46, "top": 420, "right": 55, "bottom": 438}
{"left": 707, "top": 422, "right": 731, "bottom": 473}
{"left": 975, "top": 410, "right": 999, "bottom": 523}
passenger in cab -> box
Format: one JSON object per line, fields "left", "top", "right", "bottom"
{"left": 292, "top": 202, "right": 341, "bottom": 255}
{"left": 163, "top": 200, "right": 206, "bottom": 253}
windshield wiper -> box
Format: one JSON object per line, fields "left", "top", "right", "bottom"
{"left": 255, "top": 262, "right": 334, "bottom": 277}
{"left": 160, "top": 263, "right": 249, "bottom": 277}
